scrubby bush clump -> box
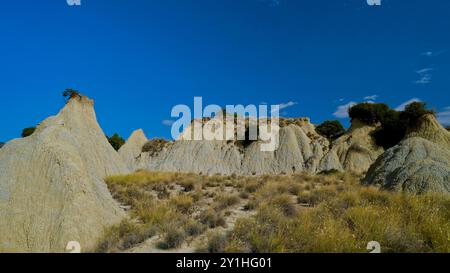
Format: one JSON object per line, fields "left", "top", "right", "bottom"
{"left": 400, "top": 101, "right": 435, "bottom": 127}
{"left": 316, "top": 120, "right": 345, "bottom": 141}
{"left": 348, "top": 103, "right": 390, "bottom": 125}
{"left": 0, "top": 142, "right": 4, "bottom": 149}
{"left": 108, "top": 133, "right": 125, "bottom": 151}
{"left": 96, "top": 219, "right": 156, "bottom": 253}
{"left": 21, "top": 127, "right": 36, "bottom": 138}
{"left": 212, "top": 175, "right": 450, "bottom": 253}
{"left": 348, "top": 101, "right": 435, "bottom": 149}
{"left": 142, "top": 138, "right": 172, "bottom": 156}
{"left": 99, "top": 171, "right": 450, "bottom": 253}
{"left": 158, "top": 227, "right": 186, "bottom": 249}
{"left": 62, "top": 88, "right": 82, "bottom": 102}
{"left": 371, "top": 110, "right": 406, "bottom": 149}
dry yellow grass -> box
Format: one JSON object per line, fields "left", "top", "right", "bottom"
{"left": 97, "top": 171, "right": 450, "bottom": 253}
{"left": 222, "top": 174, "right": 450, "bottom": 253}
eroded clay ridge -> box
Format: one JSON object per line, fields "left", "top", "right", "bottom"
{"left": 125, "top": 116, "right": 383, "bottom": 176}
{"left": 364, "top": 114, "right": 450, "bottom": 194}
{"left": 0, "top": 96, "right": 128, "bottom": 252}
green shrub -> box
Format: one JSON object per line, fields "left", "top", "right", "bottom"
{"left": 214, "top": 194, "right": 240, "bottom": 211}
{"left": 158, "top": 227, "right": 186, "bottom": 249}
{"left": 400, "top": 101, "right": 435, "bottom": 127}
{"left": 316, "top": 120, "right": 345, "bottom": 141}
{"left": 206, "top": 232, "right": 227, "bottom": 253}
{"left": 244, "top": 181, "right": 262, "bottom": 193}
{"left": 199, "top": 209, "right": 227, "bottom": 228}
{"left": 446, "top": 126, "right": 450, "bottom": 131}
{"left": 0, "top": 142, "right": 4, "bottom": 149}
{"left": 271, "top": 194, "right": 298, "bottom": 217}
{"left": 95, "top": 220, "right": 153, "bottom": 252}
{"left": 184, "top": 221, "right": 207, "bottom": 237}
{"left": 348, "top": 103, "right": 389, "bottom": 125}
{"left": 21, "top": 127, "right": 36, "bottom": 138}
{"left": 170, "top": 195, "right": 194, "bottom": 213}
{"left": 349, "top": 102, "right": 434, "bottom": 149}
{"left": 239, "top": 191, "right": 250, "bottom": 199}
{"left": 108, "top": 133, "right": 125, "bottom": 151}
{"left": 244, "top": 199, "right": 258, "bottom": 211}
{"left": 371, "top": 109, "right": 406, "bottom": 149}
{"left": 372, "top": 102, "right": 434, "bottom": 149}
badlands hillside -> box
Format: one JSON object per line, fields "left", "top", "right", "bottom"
{"left": 1, "top": 94, "right": 449, "bottom": 253}
{"left": 127, "top": 115, "right": 383, "bottom": 176}
{"left": 0, "top": 96, "right": 127, "bottom": 252}
{"left": 364, "top": 114, "right": 450, "bottom": 194}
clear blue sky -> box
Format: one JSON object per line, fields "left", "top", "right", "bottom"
{"left": 1, "top": 0, "right": 449, "bottom": 142}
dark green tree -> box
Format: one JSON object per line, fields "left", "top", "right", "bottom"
{"left": 446, "top": 126, "right": 450, "bottom": 131}
{"left": 316, "top": 120, "right": 346, "bottom": 141}
{"left": 371, "top": 110, "right": 407, "bottom": 149}
{"left": 0, "top": 142, "right": 4, "bottom": 149}
{"left": 348, "top": 103, "right": 390, "bottom": 125}
{"left": 371, "top": 102, "right": 434, "bottom": 149}
{"left": 107, "top": 133, "right": 125, "bottom": 151}
{"left": 22, "top": 127, "right": 36, "bottom": 138}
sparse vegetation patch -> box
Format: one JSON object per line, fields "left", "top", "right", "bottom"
{"left": 98, "top": 171, "right": 450, "bottom": 253}
{"left": 142, "top": 138, "right": 172, "bottom": 156}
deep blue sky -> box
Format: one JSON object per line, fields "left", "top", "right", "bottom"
{"left": 1, "top": 0, "right": 449, "bottom": 142}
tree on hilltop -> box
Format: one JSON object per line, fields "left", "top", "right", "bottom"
{"left": 62, "top": 88, "right": 82, "bottom": 103}
{"left": 108, "top": 133, "right": 125, "bottom": 151}
{"left": 316, "top": 120, "right": 345, "bottom": 142}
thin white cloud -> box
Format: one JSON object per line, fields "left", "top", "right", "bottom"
{"left": 364, "top": 95, "right": 378, "bottom": 101}
{"left": 271, "top": 101, "right": 297, "bottom": 114}
{"left": 395, "top": 98, "right": 421, "bottom": 111}
{"left": 414, "top": 68, "right": 433, "bottom": 84}
{"left": 437, "top": 107, "right": 450, "bottom": 126}
{"left": 333, "top": 102, "right": 357, "bottom": 119}
{"left": 414, "top": 75, "right": 432, "bottom": 84}
{"left": 416, "top": 68, "right": 433, "bottom": 74}
{"left": 162, "top": 119, "right": 175, "bottom": 126}
{"left": 278, "top": 101, "right": 297, "bottom": 111}
{"left": 332, "top": 98, "right": 345, "bottom": 104}
{"left": 421, "top": 50, "right": 446, "bottom": 57}
{"left": 270, "top": 101, "right": 298, "bottom": 115}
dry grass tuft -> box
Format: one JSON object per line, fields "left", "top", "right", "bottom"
{"left": 99, "top": 171, "right": 450, "bottom": 253}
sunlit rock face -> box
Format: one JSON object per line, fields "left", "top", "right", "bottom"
{"left": 320, "top": 119, "right": 384, "bottom": 175}
{"left": 132, "top": 116, "right": 379, "bottom": 176}
{"left": 0, "top": 96, "right": 127, "bottom": 252}
{"left": 364, "top": 114, "right": 450, "bottom": 194}
{"left": 119, "top": 129, "right": 148, "bottom": 170}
